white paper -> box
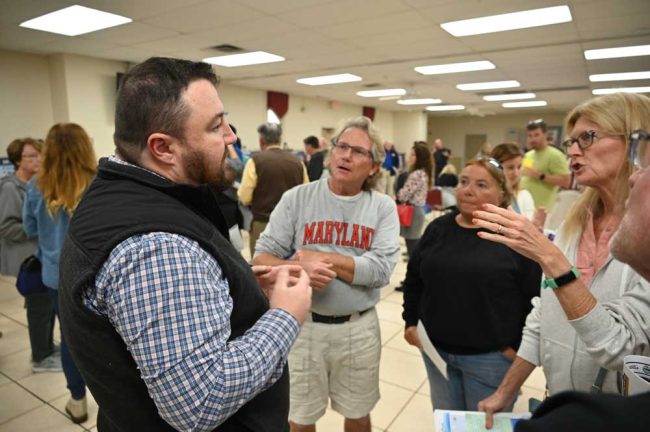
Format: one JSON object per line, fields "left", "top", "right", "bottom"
{"left": 623, "top": 355, "right": 650, "bottom": 396}
{"left": 434, "top": 410, "right": 531, "bottom": 432}
{"left": 417, "top": 320, "right": 447, "bottom": 379}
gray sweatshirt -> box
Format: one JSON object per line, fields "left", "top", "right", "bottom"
{"left": 517, "top": 227, "right": 650, "bottom": 395}
{"left": 255, "top": 179, "right": 400, "bottom": 315}
{"left": 0, "top": 174, "right": 37, "bottom": 275}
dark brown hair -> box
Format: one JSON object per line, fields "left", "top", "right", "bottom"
{"left": 114, "top": 57, "right": 219, "bottom": 163}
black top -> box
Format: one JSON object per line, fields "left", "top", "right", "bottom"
{"left": 437, "top": 173, "right": 458, "bottom": 187}
{"left": 402, "top": 211, "right": 541, "bottom": 354}
{"left": 516, "top": 390, "right": 650, "bottom": 432}
{"left": 59, "top": 158, "right": 288, "bottom": 432}
{"left": 307, "top": 150, "right": 325, "bottom": 182}
{"left": 434, "top": 148, "right": 450, "bottom": 175}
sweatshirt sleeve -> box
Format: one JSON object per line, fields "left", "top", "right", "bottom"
{"left": 401, "top": 223, "right": 434, "bottom": 327}
{"left": 252, "top": 190, "right": 295, "bottom": 259}
{"left": 351, "top": 196, "right": 400, "bottom": 288}
{"left": 0, "top": 181, "right": 29, "bottom": 241}
{"left": 568, "top": 271, "right": 650, "bottom": 370}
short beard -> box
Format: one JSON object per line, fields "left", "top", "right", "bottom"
{"left": 183, "top": 147, "right": 227, "bottom": 190}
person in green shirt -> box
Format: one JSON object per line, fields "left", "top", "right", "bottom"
{"left": 520, "top": 119, "right": 571, "bottom": 211}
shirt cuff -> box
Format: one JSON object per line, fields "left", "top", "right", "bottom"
{"left": 351, "top": 256, "right": 370, "bottom": 286}
{"left": 256, "top": 308, "right": 301, "bottom": 352}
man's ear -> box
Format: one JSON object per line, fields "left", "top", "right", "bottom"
{"left": 147, "top": 133, "right": 177, "bottom": 165}
{"left": 369, "top": 162, "right": 380, "bottom": 177}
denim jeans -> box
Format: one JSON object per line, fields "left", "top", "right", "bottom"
{"left": 422, "top": 347, "right": 515, "bottom": 412}
{"left": 48, "top": 288, "right": 86, "bottom": 400}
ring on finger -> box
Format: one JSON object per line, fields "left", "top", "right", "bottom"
{"left": 496, "top": 224, "right": 503, "bottom": 235}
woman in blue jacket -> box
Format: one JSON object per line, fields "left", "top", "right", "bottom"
{"left": 23, "top": 123, "right": 96, "bottom": 424}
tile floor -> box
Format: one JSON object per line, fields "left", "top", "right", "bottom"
{"left": 0, "top": 235, "right": 546, "bottom": 431}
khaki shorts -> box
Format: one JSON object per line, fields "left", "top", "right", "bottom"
{"left": 288, "top": 307, "right": 381, "bottom": 425}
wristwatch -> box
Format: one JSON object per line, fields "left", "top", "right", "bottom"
{"left": 539, "top": 173, "right": 546, "bottom": 181}
{"left": 542, "top": 267, "right": 579, "bottom": 289}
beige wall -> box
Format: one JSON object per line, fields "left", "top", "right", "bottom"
{"left": 62, "top": 54, "right": 128, "bottom": 157}
{"left": 427, "top": 112, "right": 569, "bottom": 166}
{"left": 0, "top": 50, "right": 55, "bottom": 147}
{"left": 1, "top": 50, "right": 423, "bottom": 161}
{"left": 0, "top": 50, "right": 128, "bottom": 157}
{"left": 393, "top": 111, "right": 428, "bottom": 154}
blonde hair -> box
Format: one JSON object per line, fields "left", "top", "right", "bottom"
{"left": 37, "top": 123, "right": 97, "bottom": 216}
{"left": 439, "top": 163, "right": 457, "bottom": 176}
{"left": 561, "top": 93, "right": 650, "bottom": 239}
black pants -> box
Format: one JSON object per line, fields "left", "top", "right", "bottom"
{"left": 25, "top": 293, "right": 55, "bottom": 362}
{"left": 405, "top": 238, "right": 419, "bottom": 258}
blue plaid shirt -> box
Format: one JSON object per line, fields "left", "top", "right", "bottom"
{"left": 84, "top": 231, "right": 299, "bottom": 431}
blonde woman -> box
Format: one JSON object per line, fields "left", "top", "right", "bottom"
{"left": 491, "top": 143, "right": 536, "bottom": 219}
{"left": 437, "top": 163, "right": 458, "bottom": 187}
{"left": 23, "top": 123, "right": 96, "bottom": 424}
{"left": 474, "top": 93, "right": 650, "bottom": 427}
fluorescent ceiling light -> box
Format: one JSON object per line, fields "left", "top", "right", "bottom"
{"left": 503, "top": 101, "right": 547, "bottom": 108}
{"left": 585, "top": 45, "right": 650, "bottom": 60}
{"left": 397, "top": 98, "right": 442, "bottom": 105}
{"left": 457, "top": 80, "right": 520, "bottom": 91}
{"left": 357, "top": 89, "right": 406, "bottom": 98}
{"left": 379, "top": 96, "right": 402, "bottom": 101}
{"left": 441, "top": 5, "right": 572, "bottom": 37}
{"left": 592, "top": 87, "right": 650, "bottom": 95}
{"left": 19, "top": 5, "right": 131, "bottom": 36}
{"left": 426, "top": 105, "right": 465, "bottom": 111}
{"left": 415, "top": 61, "right": 495, "bottom": 75}
{"left": 297, "top": 73, "right": 361, "bottom": 86}
{"left": 589, "top": 71, "right": 650, "bottom": 82}
{"left": 483, "top": 93, "right": 535, "bottom": 101}
{"left": 203, "top": 51, "right": 285, "bottom": 67}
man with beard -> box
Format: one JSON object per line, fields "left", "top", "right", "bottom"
{"left": 58, "top": 57, "right": 312, "bottom": 432}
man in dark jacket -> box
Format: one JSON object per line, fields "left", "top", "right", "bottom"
{"left": 59, "top": 57, "right": 311, "bottom": 432}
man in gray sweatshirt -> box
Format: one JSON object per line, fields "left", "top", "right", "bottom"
{"left": 254, "top": 116, "right": 400, "bottom": 432}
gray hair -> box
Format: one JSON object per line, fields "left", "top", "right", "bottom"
{"left": 257, "top": 122, "right": 282, "bottom": 144}
{"left": 335, "top": 116, "right": 385, "bottom": 191}
{"left": 336, "top": 116, "right": 385, "bottom": 164}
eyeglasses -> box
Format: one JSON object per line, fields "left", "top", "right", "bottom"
{"left": 629, "top": 129, "right": 648, "bottom": 169}
{"left": 21, "top": 153, "right": 40, "bottom": 160}
{"left": 332, "top": 142, "right": 374, "bottom": 160}
{"left": 561, "top": 130, "right": 624, "bottom": 153}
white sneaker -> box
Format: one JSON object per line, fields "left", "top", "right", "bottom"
{"left": 32, "top": 355, "right": 62, "bottom": 373}
{"left": 65, "top": 396, "right": 88, "bottom": 424}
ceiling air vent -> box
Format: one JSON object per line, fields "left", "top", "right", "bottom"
{"left": 209, "top": 44, "right": 244, "bottom": 53}
{"left": 362, "top": 83, "right": 381, "bottom": 88}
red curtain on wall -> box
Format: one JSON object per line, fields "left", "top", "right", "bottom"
{"left": 362, "top": 106, "right": 375, "bottom": 121}
{"left": 267, "top": 91, "right": 289, "bottom": 119}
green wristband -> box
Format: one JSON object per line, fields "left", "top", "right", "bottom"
{"left": 542, "top": 266, "right": 579, "bottom": 289}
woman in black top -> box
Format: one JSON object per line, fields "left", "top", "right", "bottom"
{"left": 402, "top": 158, "right": 541, "bottom": 413}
